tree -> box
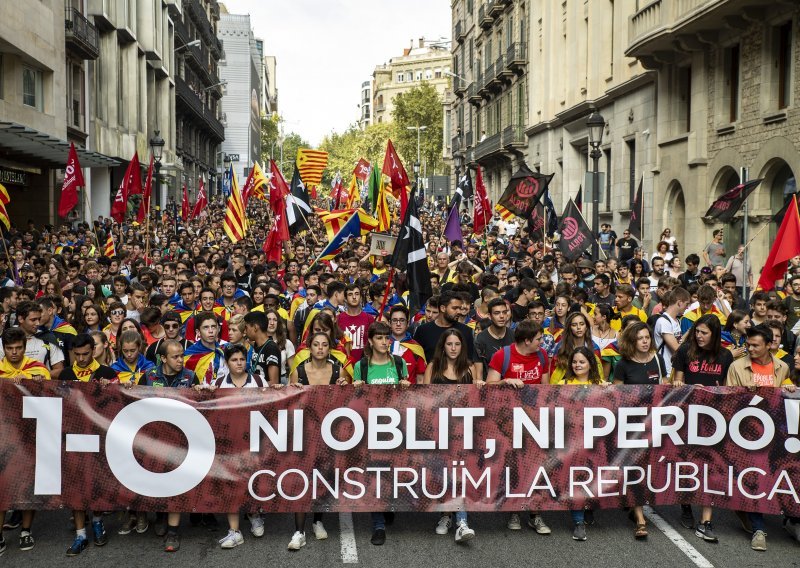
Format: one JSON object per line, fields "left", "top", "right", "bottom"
{"left": 319, "top": 122, "right": 397, "bottom": 186}
{"left": 260, "top": 113, "right": 280, "bottom": 165}
{"left": 391, "top": 82, "right": 444, "bottom": 176}
{"left": 259, "top": 113, "right": 309, "bottom": 176}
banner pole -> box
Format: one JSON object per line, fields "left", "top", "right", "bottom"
{"left": 741, "top": 167, "right": 750, "bottom": 301}
{"left": 83, "top": 189, "right": 102, "bottom": 256}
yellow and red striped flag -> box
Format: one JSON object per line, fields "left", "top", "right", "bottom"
{"left": 104, "top": 232, "right": 116, "bottom": 257}
{"left": 345, "top": 176, "right": 358, "bottom": 209}
{"left": 495, "top": 203, "right": 516, "bottom": 221}
{"left": 223, "top": 165, "right": 248, "bottom": 243}
{"left": 0, "top": 183, "right": 10, "bottom": 230}
{"left": 314, "top": 207, "right": 357, "bottom": 242}
{"left": 376, "top": 174, "right": 391, "bottom": 232}
{"left": 296, "top": 148, "right": 328, "bottom": 192}
{"left": 242, "top": 161, "right": 268, "bottom": 207}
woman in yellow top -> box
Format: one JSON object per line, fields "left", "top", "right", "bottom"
{"left": 550, "top": 312, "right": 604, "bottom": 384}
{"left": 556, "top": 345, "right": 605, "bottom": 542}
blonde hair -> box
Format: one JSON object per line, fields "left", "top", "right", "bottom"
{"left": 229, "top": 314, "right": 246, "bottom": 334}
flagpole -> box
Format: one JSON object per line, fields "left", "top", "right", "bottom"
{"left": 741, "top": 166, "right": 750, "bottom": 300}
{"left": 572, "top": 200, "right": 607, "bottom": 260}
{"left": 143, "top": 199, "right": 152, "bottom": 264}
{"left": 82, "top": 189, "right": 102, "bottom": 256}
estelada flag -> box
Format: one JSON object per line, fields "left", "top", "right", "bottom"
{"left": 495, "top": 163, "right": 553, "bottom": 220}
{"left": 473, "top": 166, "right": 491, "bottom": 235}
{"left": 757, "top": 195, "right": 800, "bottom": 290}
{"left": 558, "top": 198, "right": 593, "bottom": 261}
{"left": 241, "top": 161, "right": 268, "bottom": 208}
{"left": 382, "top": 140, "right": 409, "bottom": 199}
{"left": 354, "top": 158, "right": 371, "bottom": 182}
{"left": 704, "top": 178, "right": 763, "bottom": 223}
{"left": 223, "top": 165, "right": 247, "bottom": 243}
{"left": 58, "top": 142, "right": 85, "bottom": 218}
{"left": 628, "top": 177, "right": 643, "bottom": 240}
{"left": 314, "top": 207, "right": 357, "bottom": 242}
{"left": 296, "top": 148, "right": 328, "bottom": 190}
{"left": 136, "top": 153, "right": 154, "bottom": 224}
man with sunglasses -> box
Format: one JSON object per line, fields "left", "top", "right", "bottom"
{"left": 145, "top": 312, "right": 194, "bottom": 366}
{"left": 616, "top": 229, "right": 638, "bottom": 264}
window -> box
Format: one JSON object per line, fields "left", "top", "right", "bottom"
{"left": 626, "top": 139, "right": 636, "bottom": 207}
{"left": 425, "top": 68, "right": 432, "bottom": 80}
{"left": 725, "top": 44, "right": 740, "bottom": 122}
{"left": 415, "top": 69, "right": 422, "bottom": 81}
{"left": 22, "top": 66, "right": 42, "bottom": 110}
{"left": 680, "top": 65, "right": 692, "bottom": 131}
{"left": 486, "top": 38, "right": 492, "bottom": 70}
{"left": 778, "top": 21, "right": 792, "bottom": 109}
{"left": 397, "top": 73, "right": 404, "bottom": 83}
{"left": 117, "top": 46, "right": 125, "bottom": 125}
{"left": 467, "top": 0, "right": 473, "bottom": 13}
{"left": 506, "top": 15, "right": 514, "bottom": 49}
{"left": 406, "top": 71, "right": 413, "bottom": 82}
{"left": 434, "top": 67, "right": 442, "bottom": 78}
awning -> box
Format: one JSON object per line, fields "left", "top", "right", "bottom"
{"left": 0, "top": 121, "right": 119, "bottom": 168}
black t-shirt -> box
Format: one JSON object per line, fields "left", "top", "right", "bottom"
{"left": 474, "top": 327, "right": 515, "bottom": 374}
{"left": 616, "top": 237, "right": 638, "bottom": 262}
{"left": 250, "top": 340, "right": 281, "bottom": 384}
{"left": 510, "top": 302, "right": 528, "bottom": 323}
{"left": 612, "top": 355, "right": 666, "bottom": 385}
{"left": 413, "top": 320, "right": 476, "bottom": 363}
{"left": 672, "top": 344, "right": 734, "bottom": 387}
{"left": 60, "top": 364, "right": 119, "bottom": 382}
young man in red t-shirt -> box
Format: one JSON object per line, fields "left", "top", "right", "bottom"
{"left": 485, "top": 319, "right": 551, "bottom": 535}
{"left": 486, "top": 320, "right": 550, "bottom": 387}
{"left": 337, "top": 284, "right": 374, "bottom": 361}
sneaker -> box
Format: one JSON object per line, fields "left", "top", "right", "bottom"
{"left": 680, "top": 505, "right": 695, "bottom": 529}
{"left": 695, "top": 521, "right": 718, "bottom": 543}
{"left": 164, "top": 532, "right": 180, "bottom": 553}
{"left": 370, "top": 528, "right": 386, "bottom": 546}
{"left": 507, "top": 513, "right": 522, "bottom": 530}
{"left": 19, "top": 532, "right": 34, "bottom": 551}
{"left": 572, "top": 522, "right": 587, "bottom": 541}
{"left": 154, "top": 517, "right": 167, "bottom": 537}
{"left": 66, "top": 536, "right": 88, "bottom": 556}
{"left": 528, "top": 515, "right": 552, "bottom": 535}
{"left": 248, "top": 514, "right": 265, "bottom": 538}
{"left": 584, "top": 509, "right": 595, "bottom": 526}
{"left": 455, "top": 520, "right": 475, "bottom": 543}
{"left": 751, "top": 530, "right": 766, "bottom": 551}
{"left": 0, "top": 536, "right": 5, "bottom": 555}
{"left": 436, "top": 514, "right": 453, "bottom": 535}
{"left": 288, "top": 530, "right": 306, "bottom": 550}
{"left": 117, "top": 512, "right": 136, "bottom": 535}
{"left": 92, "top": 520, "right": 108, "bottom": 546}
{"left": 135, "top": 514, "right": 149, "bottom": 534}
{"left": 784, "top": 519, "right": 800, "bottom": 542}
{"left": 311, "top": 520, "right": 328, "bottom": 540}
{"left": 219, "top": 529, "right": 244, "bottom": 549}
{"left": 3, "top": 511, "right": 21, "bottom": 530}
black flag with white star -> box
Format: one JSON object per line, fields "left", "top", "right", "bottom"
{"left": 393, "top": 183, "right": 432, "bottom": 313}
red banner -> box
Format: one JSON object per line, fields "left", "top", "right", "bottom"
{"left": 1, "top": 381, "right": 798, "bottom": 515}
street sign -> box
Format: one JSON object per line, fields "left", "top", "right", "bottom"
{"left": 227, "top": 154, "right": 240, "bottom": 162}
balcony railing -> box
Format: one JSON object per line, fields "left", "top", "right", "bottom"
{"left": 489, "top": 0, "right": 504, "bottom": 17}
{"left": 455, "top": 20, "right": 466, "bottom": 43}
{"left": 466, "top": 130, "right": 474, "bottom": 148}
{"left": 65, "top": 8, "right": 99, "bottom": 60}
{"left": 484, "top": 63, "right": 495, "bottom": 87}
{"left": 451, "top": 135, "right": 462, "bottom": 153}
{"left": 454, "top": 78, "right": 468, "bottom": 96}
{"left": 503, "top": 124, "right": 525, "bottom": 147}
{"left": 506, "top": 42, "right": 527, "bottom": 70}
{"left": 175, "top": 76, "right": 225, "bottom": 141}
{"left": 479, "top": 3, "right": 492, "bottom": 28}
{"left": 474, "top": 132, "right": 502, "bottom": 160}
{"left": 628, "top": 0, "right": 727, "bottom": 55}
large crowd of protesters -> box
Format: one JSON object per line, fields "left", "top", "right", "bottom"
{"left": 0, "top": 193, "right": 797, "bottom": 556}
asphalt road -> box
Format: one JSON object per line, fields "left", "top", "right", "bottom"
{"left": 0, "top": 506, "right": 796, "bottom": 567}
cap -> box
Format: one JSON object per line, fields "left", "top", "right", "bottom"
{"left": 577, "top": 259, "right": 594, "bottom": 270}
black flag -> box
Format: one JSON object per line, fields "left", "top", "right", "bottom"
{"left": 496, "top": 163, "right": 553, "bottom": 219}
{"left": 456, "top": 169, "right": 474, "bottom": 202}
{"left": 704, "top": 179, "right": 763, "bottom": 223}
{"left": 544, "top": 189, "right": 559, "bottom": 237}
{"left": 575, "top": 185, "right": 583, "bottom": 213}
{"left": 393, "top": 184, "right": 432, "bottom": 313}
{"left": 558, "top": 198, "right": 593, "bottom": 261}
{"left": 287, "top": 164, "right": 312, "bottom": 236}
{"left": 628, "top": 177, "right": 643, "bottom": 240}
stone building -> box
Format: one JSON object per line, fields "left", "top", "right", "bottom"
{"left": 627, "top": 0, "right": 799, "bottom": 272}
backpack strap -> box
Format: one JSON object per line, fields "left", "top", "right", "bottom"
{"left": 297, "top": 362, "right": 308, "bottom": 385}
{"left": 392, "top": 354, "right": 405, "bottom": 381}
{"left": 536, "top": 349, "right": 545, "bottom": 369}
{"left": 360, "top": 358, "right": 368, "bottom": 383}
{"left": 330, "top": 360, "right": 341, "bottom": 384}
{"left": 252, "top": 374, "right": 266, "bottom": 387}
{"left": 656, "top": 314, "right": 670, "bottom": 355}
{"left": 501, "top": 345, "right": 512, "bottom": 377}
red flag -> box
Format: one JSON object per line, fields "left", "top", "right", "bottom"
{"left": 354, "top": 158, "right": 371, "bottom": 182}
{"left": 181, "top": 184, "right": 189, "bottom": 222}
{"left": 136, "top": 154, "right": 154, "bottom": 224}
{"left": 191, "top": 177, "right": 207, "bottom": 221}
{"left": 382, "top": 140, "right": 409, "bottom": 199}
{"left": 126, "top": 152, "right": 143, "bottom": 196}
{"left": 757, "top": 195, "right": 800, "bottom": 291}
{"left": 58, "top": 142, "right": 85, "bottom": 218}
{"left": 473, "top": 166, "right": 491, "bottom": 235}
{"left": 268, "top": 160, "right": 290, "bottom": 211}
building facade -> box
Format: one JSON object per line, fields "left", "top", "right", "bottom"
{"left": 173, "top": 0, "right": 224, "bottom": 201}
{"left": 372, "top": 38, "right": 451, "bottom": 125}
{"left": 627, "top": 0, "right": 799, "bottom": 272}
{"left": 358, "top": 79, "right": 371, "bottom": 129}
{"left": 218, "top": 7, "right": 261, "bottom": 182}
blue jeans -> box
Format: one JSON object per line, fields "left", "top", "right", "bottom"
{"left": 571, "top": 510, "right": 585, "bottom": 524}
{"left": 371, "top": 512, "right": 385, "bottom": 531}
{"left": 454, "top": 511, "right": 467, "bottom": 524}
{"left": 748, "top": 512, "right": 765, "bottom": 532}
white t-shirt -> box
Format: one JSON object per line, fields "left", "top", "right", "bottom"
{"left": 0, "top": 335, "right": 65, "bottom": 369}
{"left": 653, "top": 312, "right": 681, "bottom": 375}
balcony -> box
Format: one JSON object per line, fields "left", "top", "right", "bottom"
{"left": 467, "top": 81, "right": 481, "bottom": 104}
{"left": 455, "top": 20, "right": 466, "bottom": 43}
{"left": 497, "top": 53, "right": 513, "bottom": 80}
{"left": 474, "top": 132, "right": 502, "bottom": 161}
{"left": 488, "top": 0, "right": 504, "bottom": 17}
{"left": 451, "top": 135, "right": 462, "bottom": 153}
{"left": 454, "top": 78, "right": 468, "bottom": 97}
{"left": 483, "top": 62, "right": 495, "bottom": 88}
{"left": 626, "top": 0, "right": 767, "bottom": 64}
{"left": 466, "top": 130, "right": 474, "bottom": 148}
{"left": 478, "top": 4, "right": 492, "bottom": 29}
{"left": 375, "top": 102, "right": 385, "bottom": 113}
{"left": 486, "top": 60, "right": 504, "bottom": 90}
{"left": 503, "top": 124, "right": 526, "bottom": 149}
{"left": 175, "top": 76, "right": 225, "bottom": 141}
{"left": 65, "top": 8, "right": 99, "bottom": 60}
{"left": 506, "top": 42, "right": 527, "bottom": 72}
{"left": 174, "top": 16, "right": 190, "bottom": 45}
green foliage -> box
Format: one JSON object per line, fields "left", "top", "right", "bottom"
{"left": 390, "top": 82, "right": 444, "bottom": 175}
{"left": 259, "top": 113, "right": 280, "bottom": 165}
{"left": 259, "top": 113, "right": 310, "bottom": 176}
{"left": 319, "top": 122, "right": 397, "bottom": 185}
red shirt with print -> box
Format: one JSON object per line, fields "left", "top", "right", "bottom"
{"left": 488, "top": 343, "right": 549, "bottom": 385}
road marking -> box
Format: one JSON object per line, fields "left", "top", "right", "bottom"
{"left": 643, "top": 506, "right": 714, "bottom": 568}
{"left": 339, "top": 512, "right": 358, "bottom": 564}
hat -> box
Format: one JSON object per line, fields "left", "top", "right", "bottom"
{"left": 577, "top": 259, "right": 594, "bottom": 270}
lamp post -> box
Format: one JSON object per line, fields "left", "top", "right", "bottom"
{"left": 149, "top": 129, "right": 165, "bottom": 214}
{"left": 413, "top": 160, "right": 421, "bottom": 201}
{"left": 223, "top": 153, "right": 231, "bottom": 198}
{"left": 586, "top": 110, "right": 605, "bottom": 260}
{"left": 406, "top": 125, "right": 427, "bottom": 168}
{"left": 454, "top": 153, "right": 464, "bottom": 203}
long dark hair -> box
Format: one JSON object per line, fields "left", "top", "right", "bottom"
{"left": 429, "top": 328, "right": 472, "bottom": 383}
{"left": 685, "top": 314, "right": 723, "bottom": 363}
{"left": 629, "top": 259, "right": 645, "bottom": 277}
{"left": 264, "top": 308, "right": 287, "bottom": 346}
{"left": 363, "top": 321, "right": 392, "bottom": 362}
{"left": 555, "top": 312, "right": 594, "bottom": 370}
{"left": 563, "top": 345, "right": 603, "bottom": 385}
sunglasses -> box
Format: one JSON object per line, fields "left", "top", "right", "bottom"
{"left": 110, "top": 309, "right": 125, "bottom": 316}
{"left": 163, "top": 323, "right": 180, "bottom": 330}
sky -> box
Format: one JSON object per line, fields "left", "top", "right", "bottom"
{"left": 220, "top": 0, "right": 451, "bottom": 146}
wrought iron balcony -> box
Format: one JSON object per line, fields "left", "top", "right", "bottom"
{"left": 506, "top": 42, "right": 527, "bottom": 72}
{"left": 175, "top": 76, "right": 224, "bottom": 141}
{"left": 479, "top": 4, "right": 493, "bottom": 29}
{"left": 474, "top": 132, "right": 502, "bottom": 161}
{"left": 65, "top": 8, "right": 99, "bottom": 60}
{"left": 455, "top": 20, "right": 466, "bottom": 43}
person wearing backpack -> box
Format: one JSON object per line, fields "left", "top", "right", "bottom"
{"left": 485, "top": 320, "right": 551, "bottom": 536}
{"left": 351, "top": 322, "right": 410, "bottom": 546}
{"left": 652, "top": 287, "right": 690, "bottom": 377}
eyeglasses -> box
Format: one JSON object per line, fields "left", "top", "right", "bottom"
{"left": 110, "top": 309, "right": 125, "bottom": 316}
{"left": 163, "top": 323, "right": 180, "bottom": 330}
{"left": 390, "top": 318, "right": 407, "bottom": 324}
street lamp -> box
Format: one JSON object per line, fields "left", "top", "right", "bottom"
{"left": 149, "top": 129, "right": 165, "bottom": 215}
{"left": 222, "top": 154, "right": 231, "bottom": 197}
{"left": 586, "top": 110, "right": 605, "bottom": 259}
{"left": 413, "top": 161, "right": 421, "bottom": 200}
{"left": 454, "top": 153, "right": 464, "bottom": 202}
{"left": 175, "top": 39, "right": 201, "bottom": 53}
{"left": 406, "top": 125, "right": 427, "bottom": 173}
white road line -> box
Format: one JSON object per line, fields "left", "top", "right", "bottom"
{"left": 643, "top": 506, "right": 714, "bottom": 568}
{"left": 339, "top": 512, "right": 359, "bottom": 564}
